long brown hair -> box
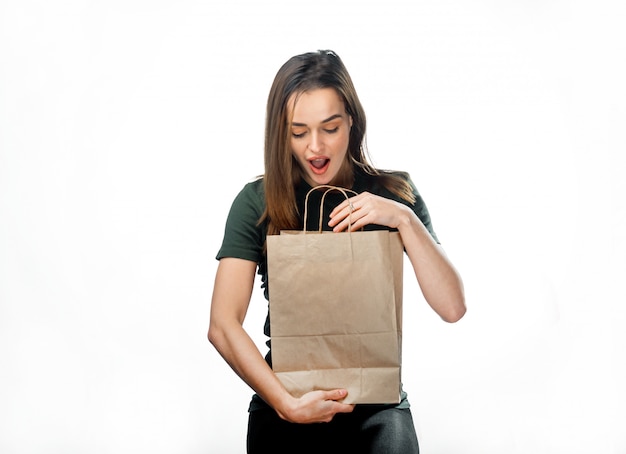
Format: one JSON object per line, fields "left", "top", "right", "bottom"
{"left": 262, "top": 50, "right": 414, "bottom": 235}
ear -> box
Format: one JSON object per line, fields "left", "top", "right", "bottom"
{"left": 349, "top": 115, "right": 353, "bottom": 128}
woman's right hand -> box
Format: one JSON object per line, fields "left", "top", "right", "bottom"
{"left": 278, "top": 389, "right": 355, "bottom": 424}
{"left": 210, "top": 259, "right": 355, "bottom": 425}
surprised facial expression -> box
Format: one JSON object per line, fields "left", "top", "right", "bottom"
{"left": 288, "top": 88, "right": 352, "bottom": 187}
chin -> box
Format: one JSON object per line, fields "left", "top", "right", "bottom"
{"left": 310, "top": 178, "right": 332, "bottom": 187}
{"left": 306, "top": 171, "right": 336, "bottom": 187}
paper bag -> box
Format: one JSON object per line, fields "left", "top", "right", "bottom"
{"left": 267, "top": 185, "right": 403, "bottom": 404}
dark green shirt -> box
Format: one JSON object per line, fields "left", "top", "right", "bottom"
{"left": 216, "top": 169, "right": 439, "bottom": 410}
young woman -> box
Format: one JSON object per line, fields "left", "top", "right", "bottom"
{"left": 208, "top": 50, "right": 466, "bottom": 454}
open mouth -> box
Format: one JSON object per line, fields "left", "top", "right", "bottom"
{"left": 308, "top": 158, "right": 330, "bottom": 174}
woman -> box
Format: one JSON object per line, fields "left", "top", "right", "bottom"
{"left": 208, "top": 50, "right": 465, "bottom": 454}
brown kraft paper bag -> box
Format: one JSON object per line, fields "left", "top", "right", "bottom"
{"left": 267, "top": 185, "right": 403, "bottom": 404}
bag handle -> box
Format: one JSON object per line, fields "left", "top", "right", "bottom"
{"left": 303, "top": 185, "right": 358, "bottom": 233}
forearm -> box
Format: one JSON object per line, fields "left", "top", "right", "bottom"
{"left": 210, "top": 319, "right": 356, "bottom": 423}
{"left": 397, "top": 207, "right": 466, "bottom": 322}
{"left": 208, "top": 258, "right": 296, "bottom": 418}
{"left": 209, "top": 258, "right": 354, "bottom": 423}
{"left": 209, "top": 316, "right": 296, "bottom": 419}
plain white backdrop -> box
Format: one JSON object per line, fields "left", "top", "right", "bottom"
{"left": 1, "top": 0, "right": 625, "bottom": 453}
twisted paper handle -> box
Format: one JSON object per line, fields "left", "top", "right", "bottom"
{"left": 303, "top": 185, "right": 358, "bottom": 233}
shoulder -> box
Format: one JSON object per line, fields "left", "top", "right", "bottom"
{"left": 354, "top": 168, "right": 414, "bottom": 200}
{"left": 230, "top": 177, "right": 266, "bottom": 215}
{"left": 355, "top": 167, "right": 440, "bottom": 242}
{"left": 237, "top": 176, "right": 265, "bottom": 201}
{"left": 217, "top": 177, "right": 267, "bottom": 262}
{"left": 223, "top": 177, "right": 267, "bottom": 235}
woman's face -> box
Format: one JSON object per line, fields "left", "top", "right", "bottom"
{"left": 288, "top": 88, "right": 352, "bottom": 187}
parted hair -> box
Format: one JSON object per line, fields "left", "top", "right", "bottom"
{"left": 262, "top": 50, "right": 415, "bottom": 235}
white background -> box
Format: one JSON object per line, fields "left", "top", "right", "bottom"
{"left": 1, "top": 1, "right": 625, "bottom": 453}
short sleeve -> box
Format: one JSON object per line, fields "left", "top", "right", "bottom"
{"left": 216, "top": 179, "right": 267, "bottom": 263}
{"left": 405, "top": 174, "right": 440, "bottom": 244}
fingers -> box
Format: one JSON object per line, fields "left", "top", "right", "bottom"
{"left": 335, "top": 403, "right": 356, "bottom": 414}
{"left": 323, "top": 388, "right": 348, "bottom": 401}
{"left": 329, "top": 197, "right": 363, "bottom": 232}
{"left": 329, "top": 192, "right": 401, "bottom": 231}
{"left": 329, "top": 194, "right": 363, "bottom": 218}
{"left": 288, "top": 389, "right": 355, "bottom": 424}
{"left": 322, "top": 389, "right": 355, "bottom": 416}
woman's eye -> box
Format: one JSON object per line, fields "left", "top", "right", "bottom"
{"left": 324, "top": 127, "right": 339, "bottom": 134}
{"left": 292, "top": 131, "right": 306, "bottom": 138}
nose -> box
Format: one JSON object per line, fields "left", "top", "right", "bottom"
{"left": 308, "top": 131, "right": 323, "bottom": 153}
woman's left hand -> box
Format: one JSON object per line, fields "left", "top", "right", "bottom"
{"left": 328, "top": 191, "right": 410, "bottom": 232}
{"left": 329, "top": 190, "right": 466, "bottom": 323}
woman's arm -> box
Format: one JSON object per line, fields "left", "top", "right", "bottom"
{"left": 208, "top": 257, "right": 355, "bottom": 422}
{"left": 328, "top": 193, "right": 466, "bottom": 322}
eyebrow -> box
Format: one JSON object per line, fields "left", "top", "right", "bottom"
{"left": 291, "top": 114, "right": 343, "bottom": 127}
